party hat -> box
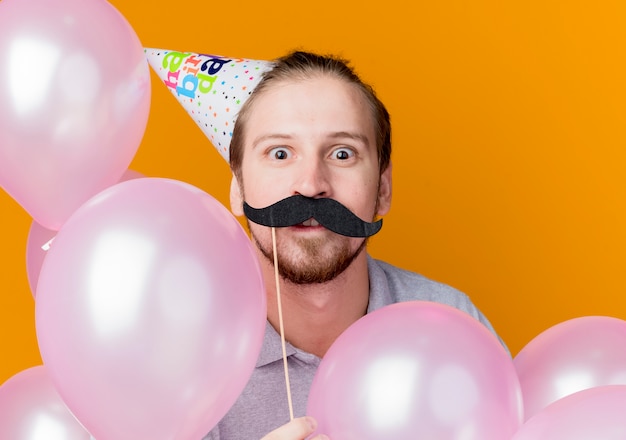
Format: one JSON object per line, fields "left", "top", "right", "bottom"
{"left": 145, "top": 48, "right": 273, "bottom": 162}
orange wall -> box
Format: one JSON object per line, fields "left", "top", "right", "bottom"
{"left": 2, "top": 0, "right": 626, "bottom": 384}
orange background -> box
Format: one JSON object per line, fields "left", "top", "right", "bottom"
{"left": 1, "top": 0, "right": 626, "bottom": 385}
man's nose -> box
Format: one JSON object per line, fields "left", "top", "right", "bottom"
{"left": 292, "top": 158, "right": 331, "bottom": 199}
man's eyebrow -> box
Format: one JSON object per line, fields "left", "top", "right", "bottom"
{"left": 251, "top": 133, "right": 293, "bottom": 149}
{"left": 328, "top": 131, "right": 370, "bottom": 145}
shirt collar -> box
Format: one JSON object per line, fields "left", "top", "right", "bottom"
{"left": 255, "top": 321, "right": 297, "bottom": 367}
{"left": 365, "top": 255, "right": 393, "bottom": 313}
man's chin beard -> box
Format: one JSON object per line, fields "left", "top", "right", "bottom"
{"left": 253, "top": 232, "right": 367, "bottom": 285}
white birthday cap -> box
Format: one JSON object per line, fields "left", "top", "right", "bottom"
{"left": 145, "top": 48, "right": 273, "bottom": 162}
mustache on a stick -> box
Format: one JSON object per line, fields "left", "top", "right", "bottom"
{"left": 243, "top": 195, "right": 382, "bottom": 238}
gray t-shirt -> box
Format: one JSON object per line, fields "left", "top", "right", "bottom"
{"left": 203, "top": 256, "right": 506, "bottom": 439}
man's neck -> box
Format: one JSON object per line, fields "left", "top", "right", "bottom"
{"left": 261, "top": 252, "right": 370, "bottom": 358}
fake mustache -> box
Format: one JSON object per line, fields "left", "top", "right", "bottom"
{"left": 243, "top": 195, "right": 383, "bottom": 238}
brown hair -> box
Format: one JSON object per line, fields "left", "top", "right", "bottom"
{"left": 229, "top": 50, "right": 391, "bottom": 180}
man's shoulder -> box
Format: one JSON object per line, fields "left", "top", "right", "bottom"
{"left": 368, "top": 256, "right": 510, "bottom": 354}
{"left": 368, "top": 257, "right": 476, "bottom": 309}
{"left": 370, "top": 257, "right": 464, "bottom": 294}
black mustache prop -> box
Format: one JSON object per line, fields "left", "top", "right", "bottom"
{"left": 243, "top": 195, "right": 383, "bottom": 238}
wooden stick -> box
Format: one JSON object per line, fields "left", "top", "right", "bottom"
{"left": 272, "top": 226, "right": 294, "bottom": 420}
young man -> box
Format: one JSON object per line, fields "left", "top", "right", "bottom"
{"left": 203, "top": 51, "right": 504, "bottom": 440}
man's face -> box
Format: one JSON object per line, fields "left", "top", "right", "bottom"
{"left": 230, "top": 75, "right": 391, "bottom": 284}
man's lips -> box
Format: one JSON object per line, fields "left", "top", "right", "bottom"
{"left": 290, "top": 218, "right": 324, "bottom": 231}
{"left": 300, "top": 218, "right": 320, "bottom": 227}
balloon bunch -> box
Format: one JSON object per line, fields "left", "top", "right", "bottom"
{"left": 0, "top": 0, "right": 267, "bottom": 438}
{"left": 511, "top": 316, "right": 626, "bottom": 439}
{"left": 306, "top": 307, "right": 626, "bottom": 440}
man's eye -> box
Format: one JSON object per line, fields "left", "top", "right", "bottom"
{"left": 269, "top": 148, "right": 291, "bottom": 160}
{"left": 333, "top": 148, "right": 354, "bottom": 160}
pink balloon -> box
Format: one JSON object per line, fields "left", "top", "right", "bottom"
{"left": 0, "top": 0, "right": 151, "bottom": 231}
{"left": 25, "top": 170, "right": 144, "bottom": 297}
{"left": 25, "top": 221, "right": 56, "bottom": 298}
{"left": 511, "top": 385, "right": 626, "bottom": 440}
{"left": 307, "top": 301, "right": 523, "bottom": 440}
{"left": 35, "top": 178, "right": 266, "bottom": 439}
{"left": 0, "top": 365, "right": 91, "bottom": 439}
{"left": 514, "top": 316, "right": 626, "bottom": 420}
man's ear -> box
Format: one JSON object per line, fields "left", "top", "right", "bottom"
{"left": 376, "top": 162, "right": 392, "bottom": 217}
{"left": 230, "top": 175, "right": 244, "bottom": 217}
